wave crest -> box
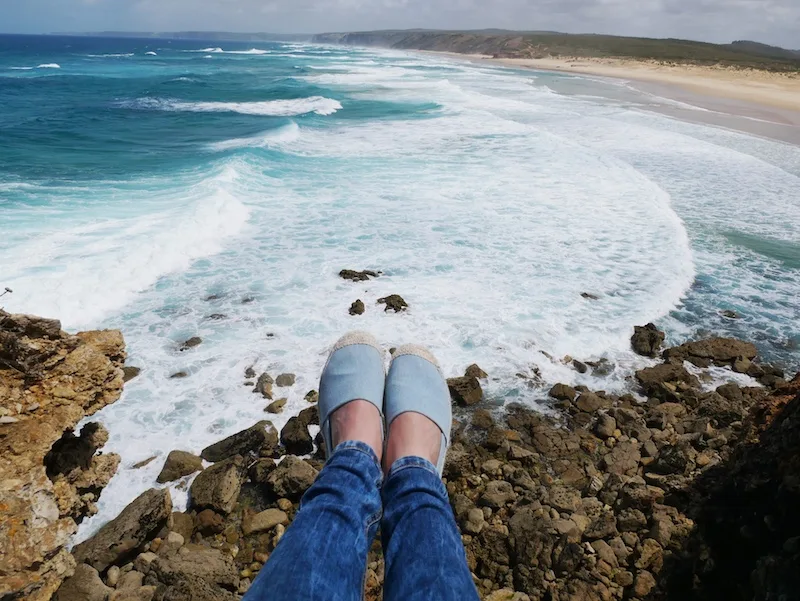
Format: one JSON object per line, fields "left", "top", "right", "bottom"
{"left": 124, "top": 96, "right": 342, "bottom": 117}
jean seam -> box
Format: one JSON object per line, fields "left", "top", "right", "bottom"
{"left": 386, "top": 460, "right": 439, "bottom": 481}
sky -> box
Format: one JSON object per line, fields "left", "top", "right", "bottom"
{"left": 1, "top": 0, "right": 799, "bottom": 48}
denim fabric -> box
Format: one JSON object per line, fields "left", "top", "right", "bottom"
{"left": 244, "top": 442, "right": 479, "bottom": 601}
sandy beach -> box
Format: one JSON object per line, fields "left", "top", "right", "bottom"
{"left": 425, "top": 51, "right": 800, "bottom": 143}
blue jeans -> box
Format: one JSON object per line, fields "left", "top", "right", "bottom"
{"left": 244, "top": 441, "right": 480, "bottom": 601}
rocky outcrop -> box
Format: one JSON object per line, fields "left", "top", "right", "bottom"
{"left": 200, "top": 421, "right": 278, "bottom": 462}
{"left": 0, "top": 311, "right": 126, "bottom": 601}
{"left": 349, "top": 300, "right": 366, "bottom": 315}
{"left": 631, "top": 323, "right": 666, "bottom": 357}
{"left": 339, "top": 269, "right": 380, "bottom": 282}
{"left": 377, "top": 294, "right": 408, "bottom": 313}
{"left": 156, "top": 451, "right": 204, "bottom": 484}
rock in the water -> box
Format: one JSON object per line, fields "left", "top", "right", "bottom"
{"left": 631, "top": 323, "right": 666, "bottom": 357}
{"left": 169, "top": 371, "right": 188, "bottom": 379}
{"left": 188, "top": 456, "right": 245, "bottom": 515}
{"left": 200, "top": 421, "right": 278, "bottom": 462}
{"left": 636, "top": 363, "right": 699, "bottom": 398}
{"left": 123, "top": 366, "right": 142, "bottom": 382}
{"left": 54, "top": 564, "right": 110, "bottom": 601}
{"left": 280, "top": 417, "right": 314, "bottom": 455}
{"left": 254, "top": 373, "right": 273, "bottom": 399}
{"left": 276, "top": 373, "right": 296, "bottom": 387}
{"left": 349, "top": 300, "right": 365, "bottom": 316}
{"left": 663, "top": 337, "right": 757, "bottom": 367}
{"left": 242, "top": 508, "right": 289, "bottom": 535}
{"left": 549, "top": 383, "right": 577, "bottom": 402}
{"left": 266, "top": 456, "right": 319, "bottom": 501}
{"left": 581, "top": 292, "right": 600, "bottom": 300}
{"left": 179, "top": 337, "right": 202, "bottom": 351}
{"left": 465, "top": 363, "right": 488, "bottom": 379}
{"left": 339, "top": 269, "right": 380, "bottom": 282}
{"left": 377, "top": 294, "right": 408, "bottom": 313}
{"left": 72, "top": 488, "right": 172, "bottom": 573}
{"left": 447, "top": 376, "right": 483, "bottom": 406}
{"left": 720, "top": 309, "right": 739, "bottom": 319}
{"left": 304, "top": 390, "right": 319, "bottom": 404}
{"left": 265, "top": 398, "right": 287, "bottom": 414}
{"left": 156, "top": 451, "right": 203, "bottom": 484}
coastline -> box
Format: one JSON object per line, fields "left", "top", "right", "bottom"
{"left": 422, "top": 51, "right": 800, "bottom": 145}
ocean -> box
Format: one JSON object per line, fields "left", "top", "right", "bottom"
{"left": 0, "top": 34, "right": 798, "bottom": 539}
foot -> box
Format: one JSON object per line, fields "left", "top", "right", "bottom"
{"left": 383, "top": 411, "right": 442, "bottom": 475}
{"left": 330, "top": 399, "right": 383, "bottom": 463}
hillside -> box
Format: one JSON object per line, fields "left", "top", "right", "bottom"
{"left": 312, "top": 30, "right": 800, "bottom": 72}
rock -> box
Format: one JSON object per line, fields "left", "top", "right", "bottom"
{"left": 244, "top": 366, "right": 256, "bottom": 379}
{"left": 304, "top": 390, "right": 319, "bottom": 404}
{"left": 717, "top": 382, "right": 744, "bottom": 404}
{"left": 631, "top": 323, "right": 666, "bottom": 357}
{"left": 549, "top": 383, "right": 577, "bottom": 402}
{"left": 377, "top": 294, "right": 409, "bottom": 312}
{"left": 485, "top": 590, "right": 531, "bottom": 601}
{"left": 463, "top": 507, "right": 486, "bottom": 535}
{"left": 242, "top": 509, "right": 289, "bottom": 535}
{"left": 123, "top": 366, "right": 142, "bottom": 382}
{"left": 254, "top": 373, "right": 273, "bottom": 399}
{"left": 54, "top": 564, "right": 111, "bottom": 601}
{"left": 188, "top": 456, "right": 245, "bottom": 515}
{"left": 200, "top": 421, "right": 278, "bottom": 462}
{"left": 151, "top": 545, "right": 238, "bottom": 590}
{"left": 585, "top": 511, "right": 619, "bottom": 539}
{"left": 465, "top": 364, "right": 488, "bottom": 379}
{"left": 635, "top": 363, "right": 699, "bottom": 398}
{"left": 275, "top": 373, "right": 296, "bottom": 387}
{"left": 205, "top": 314, "right": 226, "bottom": 321}
{"left": 339, "top": 269, "right": 379, "bottom": 282}
{"left": 156, "top": 451, "right": 203, "bottom": 484}
{"left": 594, "top": 414, "right": 617, "bottom": 439}
{"left": 663, "top": 337, "right": 757, "bottom": 367}
{"left": 447, "top": 376, "right": 483, "bottom": 406}
{"left": 349, "top": 300, "right": 365, "bottom": 316}
{"left": 194, "top": 509, "right": 225, "bottom": 536}
{"left": 573, "top": 360, "right": 588, "bottom": 374}
{"left": 265, "top": 398, "right": 287, "bottom": 414}
{"left": 472, "top": 408, "right": 495, "bottom": 430}
{"left": 106, "top": 565, "right": 121, "bottom": 587}
{"left": 721, "top": 309, "right": 739, "bottom": 319}
{"left": 602, "top": 441, "right": 642, "bottom": 476}
{"left": 170, "top": 512, "right": 194, "bottom": 542}
{"left": 73, "top": 488, "right": 172, "bottom": 573}
{"left": 650, "top": 444, "right": 692, "bottom": 475}
{"left": 157, "top": 532, "right": 185, "bottom": 557}
{"left": 179, "top": 337, "right": 202, "bottom": 351}
{"left": 133, "top": 456, "right": 157, "bottom": 469}
{"left": 266, "top": 456, "right": 318, "bottom": 501}
{"left": 169, "top": 372, "right": 188, "bottom": 379}
{"left": 280, "top": 417, "right": 314, "bottom": 455}
{"left": 479, "top": 481, "right": 517, "bottom": 508}
{"left": 547, "top": 485, "right": 581, "bottom": 513}
{"left": 576, "top": 392, "right": 609, "bottom": 413}
{"left": 298, "top": 405, "right": 319, "bottom": 426}
{"left": 633, "top": 570, "right": 656, "bottom": 597}
{"left": 248, "top": 458, "right": 277, "bottom": 485}
{"left": 581, "top": 292, "right": 600, "bottom": 300}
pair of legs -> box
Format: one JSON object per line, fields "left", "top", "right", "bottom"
{"left": 244, "top": 334, "right": 479, "bottom": 601}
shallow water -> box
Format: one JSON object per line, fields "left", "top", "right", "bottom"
{"left": 0, "top": 35, "right": 797, "bottom": 539}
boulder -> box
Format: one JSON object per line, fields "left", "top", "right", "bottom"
{"left": 447, "top": 376, "right": 483, "bottom": 406}
{"left": 280, "top": 417, "right": 314, "bottom": 455}
{"left": 188, "top": 456, "right": 245, "bottom": 515}
{"left": 170, "top": 512, "right": 194, "bottom": 542}
{"left": 242, "top": 509, "right": 289, "bottom": 535}
{"left": 248, "top": 458, "right": 277, "bottom": 485}
{"left": 156, "top": 451, "right": 203, "bottom": 484}
{"left": 150, "top": 545, "right": 238, "bottom": 590}
{"left": 635, "top": 363, "right": 699, "bottom": 398}
{"left": 594, "top": 414, "right": 617, "bottom": 439}
{"left": 266, "top": 456, "right": 318, "bottom": 501}
{"left": 275, "top": 373, "right": 296, "bottom": 387}
{"left": 304, "top": 390, "right": 319, "bottom": 404}
{"left": 631, "top": 323, "right": 666, "bottom": 357}
{"left": 339, "top": 269, "right": 379, "bottom": 282}
{"left": 72, "top": 488, "right": 172, "bottom": 573}
{"left": 549, "top": 383, "right": 577, "bottom": 402}
{"left": 349, "top": 300, "right": 365, "bottom": 316}
{"left": 663, "top": 337, "right": 757, "bottom": 367}
{"left": 298, "top": 405, "right": 319, "bottom": 427}
{"left": 254, "top": 373, "right": 273, "bottom": 399}
{"left": 465, "top": 364, "right": 488, "bottom": 379}
{"left": 194, "top": 509, "right": 225, "bottom": 536}
{"left": 200, "top": 421, "right": 278, "bottom": 462}
{"left": 575, "top": 392, "right": 610, "bottom": 413}
{"left": 123, "top": 367, "right": 142, "bottom": 382}
{"left": 54, "top": 564, "right": 110, "bottom": 601}
{"left": 265, "top": 398, "right": 287, "bottom": 414}
{"left": 377, "top": 294, "right": 408, "bottom": 313}
{"left": 178, "top": 337, "right": 202, "bottom": 351}
{"left": 478, "top": 481, "right": 517, "bottom": 508}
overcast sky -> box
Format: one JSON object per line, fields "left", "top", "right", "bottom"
{"left": 2, "top": 0, "right": 798, "bottom": 48}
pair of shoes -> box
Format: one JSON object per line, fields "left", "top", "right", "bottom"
{"left": 318, "top": 331, "right": 451, "bottom": 475}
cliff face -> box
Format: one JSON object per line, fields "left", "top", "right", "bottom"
{"left": 0, "top": 311, "right": 125, "bottom": 601}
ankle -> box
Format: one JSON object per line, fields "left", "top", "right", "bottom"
{"left": 383, "top": 411, "right": 441, "bottom": 475}
{"left": 330, "top": 400, "right": 383, "bottom": 462}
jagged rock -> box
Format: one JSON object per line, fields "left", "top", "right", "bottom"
{"left": 472, "top": 408, "right": 495, "bottom": 430}
{"left": 123, "top": 366, "right": 142, "bottom": 382}
{"left": 0, "top": 315, "right": 125, "bottom": 601}
{"left": 633, "top": 570, "right": 656, "bottom": 597}
{"left": 133, "top": 457, "right": 157, "bottom": 469}
{"left": 276, "top": 373, "right": 296, "bottom": 387}
{"left": 377, "top": 294, "right": 408, "bottom": 312}
{"left": 200, "top": 421, "right": 278, "bottom": 462}
{"left": 349, "top": 300, "right": 365, "bottom": 316}
{"left": 170, "top": 513, "right": 194, "bottom": 542}
{"left": 547, "top": 485, "right": 582, "bottom": 513}
{"left": 178, "top": 337, "right": 202, "bottom": 351}
{"left": 194, "top": 509, "right": 225, "bottom": 536}
{"left": 339, "top": 269, "right": 379, "bottom": 282}
{"left": 549, "top": 383, "right": 577, "bottom": 402}
{"left": 594, "top": 414, "right": 617, "bottom": 439}
{"left": 152, "top": 576, "right": 237, "bottom": 601}
{"left": 280, "top": 417, "right": 314, "bottom": 455}
{"left": 156, "top": 451, "right": 203, "bottom": 484}
{"left": 465, "top": 364, "right": 488, "bottom": 379}
{"left": 188, "top": 456, "right": 244, "bottom": 515}
{"left": 631, "top": 323, "right": 666, "bottom": 357}
{"left": 150, "top": 545, "right": 238, "bottom": 590}
{"left": 575, "top": 392, "right": 610, "bottom": 413}
{"left": 242, "top": 509, "right": 289, "bottom": 535}
{"left": 266, "top": 456, "right": 318, "bottom": 501}
{"left": 248, "top": 458, "right": 277, "bottom": 485}
{"left": 73, "top": 488, "right": 172, "bottom": 573}
{"left": 635, "top": 363, "right": 699, "bottom": 398}
{"left": 298, "top": 405, "right": 319, "bottom": 427}
{"left": 663, "top": 337, "right": 757, "bottom": 367}
{"left": 304, "top": 390, "right": 319, "bottom": 404}
{"left": 254, "top": 373, "right": 273, "bottom": 399}
{"left": 447, "top": 376, "right": 483, "bottom": 406}
{"left": 265, "top": 398, "right": 287, "bottom": 414}
{"left": 54, "top": 564, "right": 110, "bottom": 601}
{"left": 479, "top": 481, "right": 517, "bottom": 508}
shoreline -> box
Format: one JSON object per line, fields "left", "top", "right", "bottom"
{"left": 422, "top": 51, "right": 800, "bottom": 145}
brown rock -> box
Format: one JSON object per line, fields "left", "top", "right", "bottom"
{"left": 170, "top": 512, "right": 194, "bottom": 542}
{"left": 194, "top": 509, "right": 225, "bottom": 536}
{"left": 280, "top": 417, "right": 314, "bottom": 455}
{"left": 179, "top": 337, "right": 202, "bottom": 351}
{"left": 123, "top": 366, "right": 142, "bottom": 382}
{"left": 266, "top": 456, "right": 318, "bottom": 501}
{"left": 471, "top": 408, "right": 495, "bottom": 430}
{"left": 339, "top": 269, "right": 379, "bottom": 282}
{"left": 447, "top": 376, "right": 483, "bottom": 406}
{"left": 478, "top": 481, "right": 517, "bottom": 508}
{"left": 377, "top": 294, "right": 409, "bottom": 313}
{"left": 73, "top": 488, "right": 172, "bottom": 573}
{"left": 200, "top": 421, "right": 278, "bottom": 462}
{"left": 547, "top": 485, "right": 582, "bottom": 513}
{"left": 663, "top": 337, "right": 757, "bottom": 367}
{"left": 465, "top": 364, "right": 488, "bottom": 379}
{"left": 188, "top": 456, "right": 245, "bottom": 514}
{"left": 631, "top": 323, "right": 666, "bottom": 357}
{"left": 349, "top": 300, "right": 365, "bottom": 316}
{"left": 54, "top": 564, "right": 110, "bottom": 601}
{"left": 254, "top": 373, "right": 273, "bottom": 399}
{"left": 633, "top": 570, "right": 656, "bottom": 597}
{"left": 549, "top": 383, "right": 577, "bottom": 402}
{"left": 265, "top": 398, "right": 287, "bottom": 414}
{"left": 635, "top": 363, "right": 699, "bottom": 398}
{"left": 576, "top": 392, "right": 609, "bottom": 413}
{"left": 243, "top": 509, "right": 289, "bottom": 535}
{"left": 276, "top": 373, "right": 296, "bottom": 387}
{"left": 156, "top": 451, "right": 203, "bottom": 484}
{"left": 150, "top": 545, "right": 238, "bottom": 590}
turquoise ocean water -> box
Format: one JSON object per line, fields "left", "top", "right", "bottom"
{"left": 0, "top": 35, "right": 798, "bottom": 536}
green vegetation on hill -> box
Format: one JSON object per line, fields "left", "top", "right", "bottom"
{"left": 312, "top": 30, "right": 800, "bottom": 72}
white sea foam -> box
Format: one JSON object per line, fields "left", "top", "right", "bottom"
{"left": 37, "top": 63, "right": 61, "bottom": 69}
{"left": 10, "top": 66, "right": 34, "bottom": 70}
{"left": 208, "top": 121, "right": 302, "bottom": 151}
{"left": 86, "top": 53, "right": 134, "bottom": 58}
{"left": 145, "top": 51, "right": 158, "bottom": 56}
{"left": 126, "top": 96, "right": 342, "bottom": 116}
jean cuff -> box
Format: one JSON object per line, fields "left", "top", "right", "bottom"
{"left": 385, "top": 455, "right": 440, "bottom": 480}
{"left": 331, "top": 440, "right": 383, "bottom": 473}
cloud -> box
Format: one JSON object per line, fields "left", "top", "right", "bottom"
{"left": 1, "top": 0, "right": 798, "bottom": 48}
